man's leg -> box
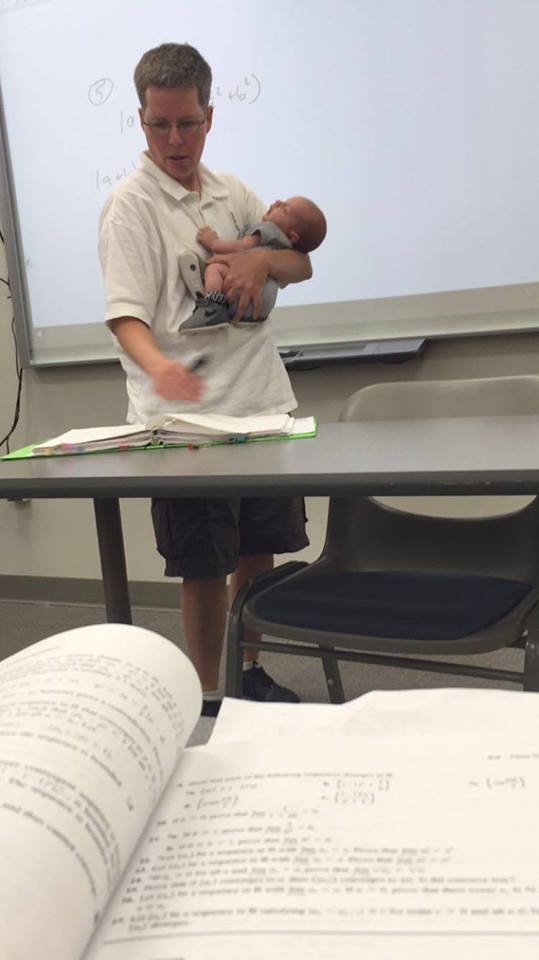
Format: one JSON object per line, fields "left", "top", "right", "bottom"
{"left": 182, "top": 560, "right": 298, "bottom": 712}
{"left": 182, "top": 556, "right": 273, "bottom": 689}
{"left": 230, "top": 495, "right": 308, "bottom": 703}
{"left": 151, "top": 495, "right": 304, "bottom": 711}
{"left": 229, "top": 553, "right": 274, "bottom": 664}
{"left": 151, "top": 496, "right": 238, "bottom": 713}
{"left": 229, "top": 551, "right": 299, "bottom": 704}
{"left": 181, "top": 576, "right": 228, "bottom": 691}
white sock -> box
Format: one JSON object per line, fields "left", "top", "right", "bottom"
{"left": 203, "top": 688, "right": 221, "bottom": 701}
{"left": 243, "top": 660, "right": 258, "bottom": 672}
{"left": 206, "top": 291, "right": 229, "bottom": 305}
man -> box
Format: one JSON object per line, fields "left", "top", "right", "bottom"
{"left": 99, "top": 43, "right": 312, "bottom": 716}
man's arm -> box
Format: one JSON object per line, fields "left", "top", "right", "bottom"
{"left": 266, "top": 248, "right": 313, "bottom": 283}
{"left": 207, "top": 248, "right": 312, "bottom": 321}
{"left": 109, "top": 317, "right": 203, "bottom": 402}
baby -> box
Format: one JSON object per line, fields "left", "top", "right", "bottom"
{"left": 181, "top": 195, "right": 327, "bottom": 333}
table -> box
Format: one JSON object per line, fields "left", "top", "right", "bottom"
{"left": 2, "top": 415, "right": 539, "bottom": 622}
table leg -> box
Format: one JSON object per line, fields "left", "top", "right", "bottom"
{"left": 93, "top": 497, "right": 132, "bottom": 624}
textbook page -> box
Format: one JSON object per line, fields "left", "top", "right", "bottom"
{"left": 211, "top": 696, "right": 346, "bottom": 742}
{"left": 86, "top": 732, "right": 539, "bottom": 960}
{"left": 211, "top": 687, "right": 539, "bottom": 742}
{"left": 0, "top": 624, "right": 201, "bottom": 960}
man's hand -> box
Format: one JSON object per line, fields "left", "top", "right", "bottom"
{"left": 109, "top": 318, "right": 205, "bottom": 401}
{"left": 207, "top": 248, "right": 270, "bottom": 322}
{"left": 197, "top": 226, "right": 219, "bottom": 251}
{"left": 150, "top": 357, "right": 204, "bottom": 402}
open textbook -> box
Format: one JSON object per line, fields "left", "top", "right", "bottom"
{"left": 2, "top": 625, "right": 539, "bottom": 960}
{"left": 1, "top": 413, "right": 316, "bottom": 460}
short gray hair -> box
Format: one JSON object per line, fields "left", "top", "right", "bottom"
{"left": 134, "top": 43, "right": 212, "bottom": 109}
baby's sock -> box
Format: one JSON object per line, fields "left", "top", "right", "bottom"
{"left": 205, "top": 291, "right": 229, "bottom": 306}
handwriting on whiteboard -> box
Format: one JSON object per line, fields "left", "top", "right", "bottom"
{"left": 96, "top": 163, "right": 137, "bottom": 192}
{"left": 211, "top": 74, "right": 262, "bottom": 105}
{"left": 88, "top": 79, "right": 114, "bottom": 106}
{"left": 88, "top": 74, "right": 261, "bottom": 115}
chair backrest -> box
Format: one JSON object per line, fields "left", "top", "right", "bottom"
{"left": 340, "top": 375, "right": 539, "bottom": 421}
{"left": 323, "top": 493, "right": 539, "bottom": 585}
{"left": 339, "top": 375, "right": 539, "bottom": 519}
{"left": 325, "top": 374, "right": 539, "bottom": 580}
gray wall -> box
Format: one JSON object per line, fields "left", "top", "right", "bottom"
{"left": 2, "top": 240, "right": 539, "bottom": 587}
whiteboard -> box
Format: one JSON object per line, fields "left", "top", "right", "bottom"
{"left": 1, "top": 0, "right": 539, "bottom": 365}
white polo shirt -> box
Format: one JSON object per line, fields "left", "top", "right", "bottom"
{"left": 99, "top": 152, "right": 297, "bottom": 423}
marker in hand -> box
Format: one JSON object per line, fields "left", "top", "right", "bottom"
{"left": 186, "top": 352, "right": 209, "bottom": 373}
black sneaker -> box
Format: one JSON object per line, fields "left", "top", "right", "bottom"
{"left": 182, "top": 299, "right": 231, "bottom": 334}
{"left": 201, "top": 698, "right": 222, "bottom": 717}
{"left": 242, "top": 663, "right": 300, "bottom": 703}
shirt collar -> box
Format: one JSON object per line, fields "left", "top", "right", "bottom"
{"left": 138, "top": 152, "right": 230, "bottom": 202}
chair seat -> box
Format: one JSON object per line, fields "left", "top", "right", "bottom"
{"left": 250, "top": 571, "right": 530, "bottom": 642}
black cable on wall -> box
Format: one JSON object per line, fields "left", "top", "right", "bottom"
{"left": 1, "top": 228, "right": 24, "bottom": 454}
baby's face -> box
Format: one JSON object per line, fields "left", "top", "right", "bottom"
{"left": 263, "top": 197, "right": 304, "bottom": 235}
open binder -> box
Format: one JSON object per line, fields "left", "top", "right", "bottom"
{"left": 2, "top": 413, "right": 317, "bottom": 460}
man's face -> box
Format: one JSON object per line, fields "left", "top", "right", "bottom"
{"left": 139, "top": 85, "right": 212, "bottom": 190}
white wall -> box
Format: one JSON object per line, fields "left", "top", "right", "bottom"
{"left": 2, "top": 237, "right": 539, "bottom": 584}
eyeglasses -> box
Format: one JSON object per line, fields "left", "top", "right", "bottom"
{"left": 142, "top": 118, "right": 207, "bottom": 138}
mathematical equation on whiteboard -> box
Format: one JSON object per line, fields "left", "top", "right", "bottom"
{"left": 88, "top": 74, "right": 262, "bottom": 110}
{"left": 96, "top": 163, "right": 137, "bottom": 192}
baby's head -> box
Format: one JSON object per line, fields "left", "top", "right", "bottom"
{"left": 263, "top": 196, "right": 327, "bottom": 253}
